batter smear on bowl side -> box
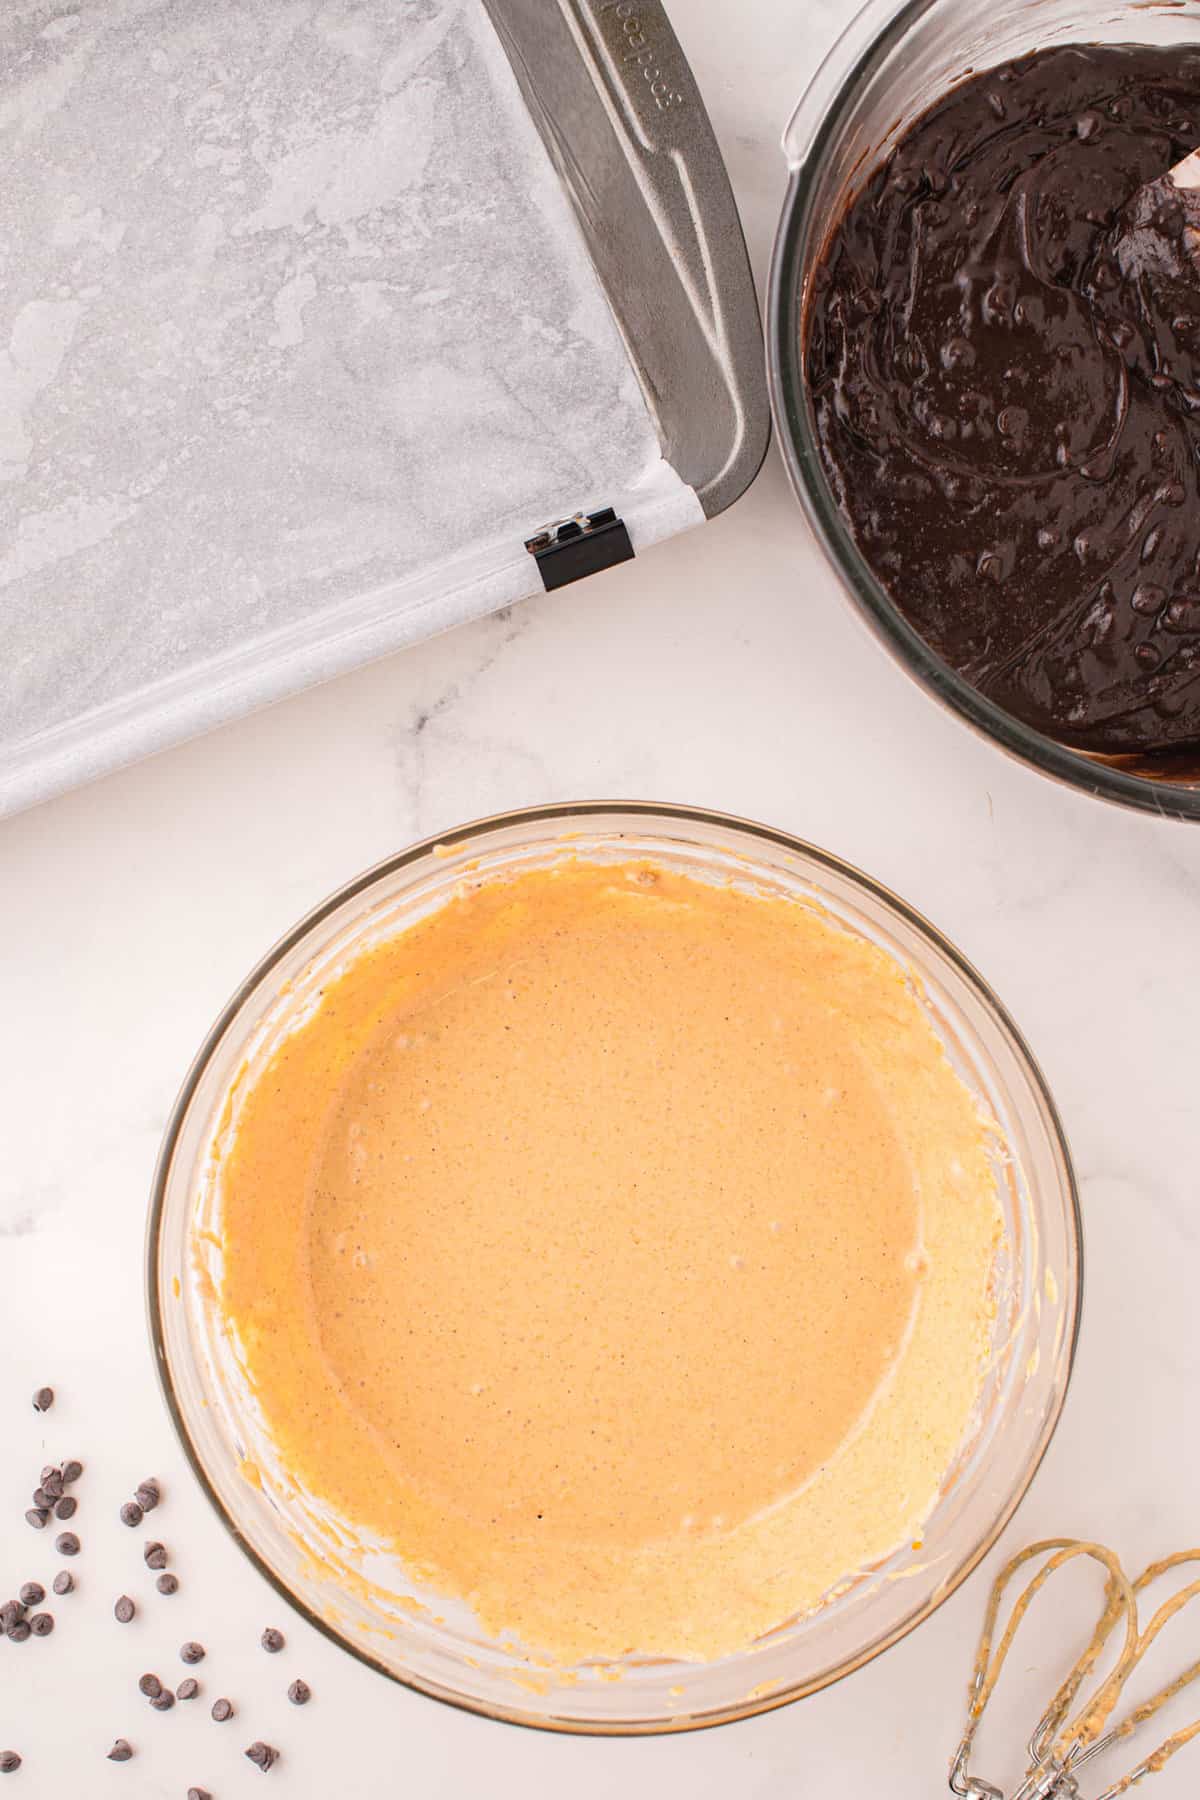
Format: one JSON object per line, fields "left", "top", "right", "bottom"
{"left": 216, "top": 859, "right": 1002, "bottom": 1663}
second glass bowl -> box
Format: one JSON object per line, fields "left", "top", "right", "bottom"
{"left": 769, "top": 0, "right": 1200, "bottom": 820}
{"left": 148, "top": 802, "right": 1080, "bottom": 1732}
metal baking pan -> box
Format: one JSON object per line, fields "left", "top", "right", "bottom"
{"left": 0, "top": 0, "right": 767, "bottom": 817}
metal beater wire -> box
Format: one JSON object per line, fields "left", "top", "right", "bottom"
{"left": 950, "top": 1540, "right": 1200, "bottom": 1800}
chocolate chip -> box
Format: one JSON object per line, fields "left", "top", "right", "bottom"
{"left": 61, "top": 1460, "right": 82, "bottom": 1485}
{"left": 20, "top": 1581, "right": 43, "bottom": 1610}
{"left": 51, "top": 1572, "right": 73, "bottom": 1597}
{"left": 114, "top": 1595, "right": 136, "bottom": 1624}
{"left": 54, "top": 1532, "right": 79, "bottom": 1557}
{"left": 32, "top": 1388, "right": 53, "bottom": 1413}
{"left": 38, "top": 1469, "right": 63, "bottom": 1499}
{"left": 150, "top": 1689, "right": 175, "bottom": 1712}
{"left": 0, "top": 1604, "right": 23, "bottom": 1633}
{"left": 0, "top": 1752, "right": 20, "bottom": 1773}
{"left": 210, "top": 1698, "right": 233, "bottom": 1722}
{"left": 177, "top": 1678, "right": 200, "bottom": 1701}
{"left": 245, "top": 1741, "right": 278, "bottom": 1772}
{"left": 287, "top": 1678, "right": 311, "bottom": 1706}
{"left": 31, "top": 1490, "right": 55, "bottom": 1512}
{"left": 188, "top": 1790, "right": 212, "bottom": 1800}
{"left": 107, "top": 1740, "right": 133, "bottom": 1762}
{"left": 260, "top": 1627, "right": 284, "bottom": 1653}
{"left": 180, "top": 1641, "right": 205, "bottom": 1664}
{"left": 138, "top": 1674, "right": 162, "bottom": 1698}
{"left": 6, "top": 1621, "right": 30, "bottom": 1644}
{"left": 23, "top": 1510, "right": 48, "bottom": 1532}
{"left": 54, "top": 1496, "right": 76, "bottom": 1521}
{"left": 134, "top": 1480, "right": 160, "bottom": 1512}
{"left": 27, "top": 1614, "right": 52, "bottom": 1638}
{"left": 143, "top": 1542, "right": 166, "bottom": 1569}
{"left": 156, "top": 1573, "right": 179, "bottom": 1596}
{"left": 119, "top": 1502, "right": 143, "bottom": 1529}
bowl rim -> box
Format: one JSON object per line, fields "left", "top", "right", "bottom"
{"left": 145, "top": 798, "right": 1083, "bottom": 1735}
{"left": 766, "top": 0, "right": 1200, "bottom": 822}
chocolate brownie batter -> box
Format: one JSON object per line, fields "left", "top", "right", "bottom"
{"left": 805, "top": 45, "right": 1200, "bottom": 754}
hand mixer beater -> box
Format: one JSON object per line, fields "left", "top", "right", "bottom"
{"left": 950, "top": 1539, "right": 1200, "bottom": 1800}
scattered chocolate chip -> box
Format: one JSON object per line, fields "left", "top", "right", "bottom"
{"left": 17, "top": 1585, "right": 42, "bottom": 1610}
{"left": 187, "top": 1790, "right": 212, "bottom": 1800}
{"left": 180, "top": 1641, "right": 205, "bottom": 1664}
{"left": 32, "top": 1388, "right": 53, "bottom": 1413}
{"left": 287, "top": 1678, "right": 311, "bottom": 1706}
{"left": 260, "top": 1627, "right": 284, "bottom": 1653}
{"left": 156, "top": 1573, "right": 179, "bottom": 1596}
{"left": 114, "top": 1596, "right": 136, "bottom": 1624}
{"left": 134, "top": 1480, "right": 160, "bottom": 1512}
{"left": 210, "top": 1698, "right": 233, "bottom": 1722}
{"left": 54, "top": 1532, "right": 79, "bottom": 1557}
{"left": 51, "top": 1572, "right": 73, "bottom": 1597}
{"left": 39, "top": 1469, "right": 63, "bottom": 1500}
{"left": 150, "top": 1689, "right": 175, "bottom": 1712}
{"left": 31, "top": 1490, "right": 55, "bottom": 1512}
{"left": 28, "top": 1614, "right": 53, "bottom": 1638}
{"left": 119, "top": 1501, "right": 143, "bottom": 1529}
{"left": 6, "top": 1621, "right": 30, "bottom": 1644}
{"left": 0, "top": 1752, "right": 19, "bottom": 1773}
{"left": 138, "top": 1674, "right": 162, "bottom": 1699}
{"left": 245, "top": 1741, "right": 278, "bottom": 1772}
{"left": 24, "top": 1510, "right": 48, "bottom": 1532}
{"left": 178, "top": 1678, "right": 200, "bottom": 1701}
{"left": 54, "top": 1496, "right": 76, "bottom": 1521}
{"left": 0, "top": 1603, "right": 23, "bottom": 1633}
{"left": 143, "top": 1542, "right": 166, "bottom": 1570}
{"left": 61, "top": 1460, "right": 82, "bottom": 1485}
{"left": 107, "top": 1740, "right": 133, "bottom": 1762}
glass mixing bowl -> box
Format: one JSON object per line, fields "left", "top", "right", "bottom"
{"left": 769, "top": 0, "right": 1200, "bottom": 820}
{"left": 147, "top": 802, "right": 1080, "bottom": 1733}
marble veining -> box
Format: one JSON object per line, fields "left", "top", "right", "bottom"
{"left": 2, "top": 1, "right": 1200, "bottom": 1796}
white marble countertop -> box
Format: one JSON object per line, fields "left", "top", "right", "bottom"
{"left": 3, "top": 2, "right": 1200, "bottom": 1795}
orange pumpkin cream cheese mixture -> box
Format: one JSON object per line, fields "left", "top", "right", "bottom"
{"left": 217, "top": 859, "right": 1002, "bottom": 1663}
